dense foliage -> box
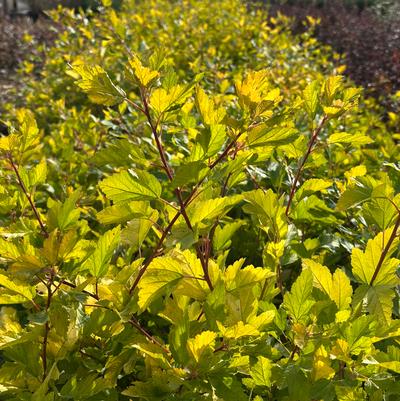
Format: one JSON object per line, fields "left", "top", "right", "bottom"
{"left": 0, "top": 0, "right": 400, "bottom": 400}
{"left": 265, "top": 0, "right": 400, "bottom": 105}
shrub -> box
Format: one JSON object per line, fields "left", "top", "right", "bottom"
{"left": 0, "top": 1, "right": 399, "bottom": 400}
{"left": 266, "top": 0, "right": 400, "bottom": 105}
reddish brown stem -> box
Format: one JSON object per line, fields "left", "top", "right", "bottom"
{"left": 60, "top": 279, "right": 99, "bottom": 300}
{"left": 41, "top": 269, "right": 55, "bottom": 381}
{"left": 369, "top": 215, "right": 400, "bottom": 286}
{"left": 129, "top": 317, "right": 171, "bottom": 356}
{"left": 285, "top": 116, "right": 328, "bottom": 216}
{"left": 128, "top": 104, "right": 245, "bottom": 293}
{"left": 196, "top": 238, "right": 214, "bottom": 290}
{"left": 8, "top": 154, "right": 48, "bottom": 238}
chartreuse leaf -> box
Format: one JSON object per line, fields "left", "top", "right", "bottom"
{"left": 247, "top": 124, "right": 298, "bottom": 148}
{"left": 99, "top": 170, "right": 162, "bottom": 202}
{"left": 236, "top": 70, "right": 281, "bottom": 116}
{"left": 353, "top": 285, "right": 395, "bottom": 326}
{"left": 335, "top": 386, "right": 367, "bottom": 401}
{"left": 283, "top": 269, "right": 315, "bottom": 323}
{"left": 218, "top": 321, "right": 259, "bottom": 339}
{"left": 302, "top": 80, "right": 320, "bottom": 119}
{"left": 97, "top": 201, "right": 151, "bottom": 225}
{"left": 150, "top": 84, "right": 192, "bottom": 116}
{"left": 250, "top": 356, "right": 272, "bottom": 387}
{"left": 336, "top": 176, "right": 389, "bottom": 211}
{"left": 126, "top": 55, "right": 159, "bottom": 87}
{"left": 82, "top": 226, "right": 121, "bottom": 278}
{"left": 137, "top": 256, "right": 184, "bottom": 310}
{"left": 351, "top": 228, "right": 399, "bottom": 286}
{"left": 363, "top": 197, "right": 398, "bottom": 231}
{"left": 295, "top": 178, "right": 332, "bottom": 202}
{"left": 303, "top": 259, "right": 352, "bottom": 310}
{"left": 31, "top": 159, "right": 47, "bottom": 186}
{"left": 172, "top": 250, "right": 210, "bottom": 300}
{"left": 0, "top": 272, "right": 36, "bottom": 303}
{"left": 328, "top": 132, "right": 373, "bottom": 146}
{"left": 322, "top": 75, "right": 343, "bottom": 104}
{"left": 70, "top": 63, "right": 126, "bottom": 106}
{"left": 312, "top": 345, "right": 335, "bottom": 381}
{"left": 243, "top": 189, "right": 287, "bottom": 239}
{"left": 195, "top": 86, "right": 226, "bottom": 126}
{"left": 344, "top": 316, "right": 376, "bottom": 354}
{"left": 121, "top": 210, "right": 159, "bottom": 251}
{"left": 188, "top": 195, "right": 243, "bottom": 227}
{"left": 224, "top": 259, "right": 275, "bottom": 293}
{"left": 186, "top": 331, "right": 217, "bottom": 363}
{"left": 16, "top": 109, "right": 40, "bottom": 153}
{"left": 47, "top": 190, "right": 81, "bottom": 232}
{"left": 0, "top": 109, "right": 40, "bottom": 155}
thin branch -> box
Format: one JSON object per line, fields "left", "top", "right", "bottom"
{"left": 128, "top": 100, "right": 246, "bottom": 293}
{"left": 196, "top": 238, "right": 213, "bottom": 290}
{"left": 129, "top": 317, "right": 171, "bottom": 356}
{"left": 124, "top": 97, "right": 146, "bottom": 115}
{"left": 8, "top": 154, "right": 48, "bottom": 238}
{"left": 129, "top": 212, "right": 180, "bottom": 293}
{"left": 285, "top": 115, "right": 328, "bottom": 216}
{"left": 59, "top": 279, "right": 99, "bottom": 300}
{"left": 369, "top": 215, "right": 400, "bottom": 286}
{"left": 41, "top": 268, "right": 55, "bottom": 381}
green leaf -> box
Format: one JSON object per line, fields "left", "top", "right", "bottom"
{"left": 336, "top": 176, "right": 387, "bottom": 211}
{"left": 213, "top": 221, "right": 245, "bottom": 251}
{"left": 172, "top": 161, "right": 207, "bottom": 188}
{"left": 204, "top": 124, "right": 227, "bottom": 157}
{"left": 71, "top": 63, "right": 126, "bottom": 106}
{"left": 344, "top": 316, "right": 376, "bottom": 354}
{"left": 283, "top": 269, "right": 315, "bottom": 323}
{"left": 363, "top": 197, "right": 398, "bottom": 231}
{"left": 99, "top": 170, "right": 162, "bottom": 203}
{"left": 209, "top": 376, "right": 248, "bottom": 401}
{"left": 82, "top": 226, "right": 121, "bottom": 278}
{"left": 250, "top": 356, "right": 272, "bottom": 387}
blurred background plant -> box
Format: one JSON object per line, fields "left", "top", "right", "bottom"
{"left": 263, "top": 0, "right": 400, "bottom": 111}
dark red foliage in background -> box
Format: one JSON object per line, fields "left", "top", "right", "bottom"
{"left": 266, "top": 0, "right": 400, "bottom": 104}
